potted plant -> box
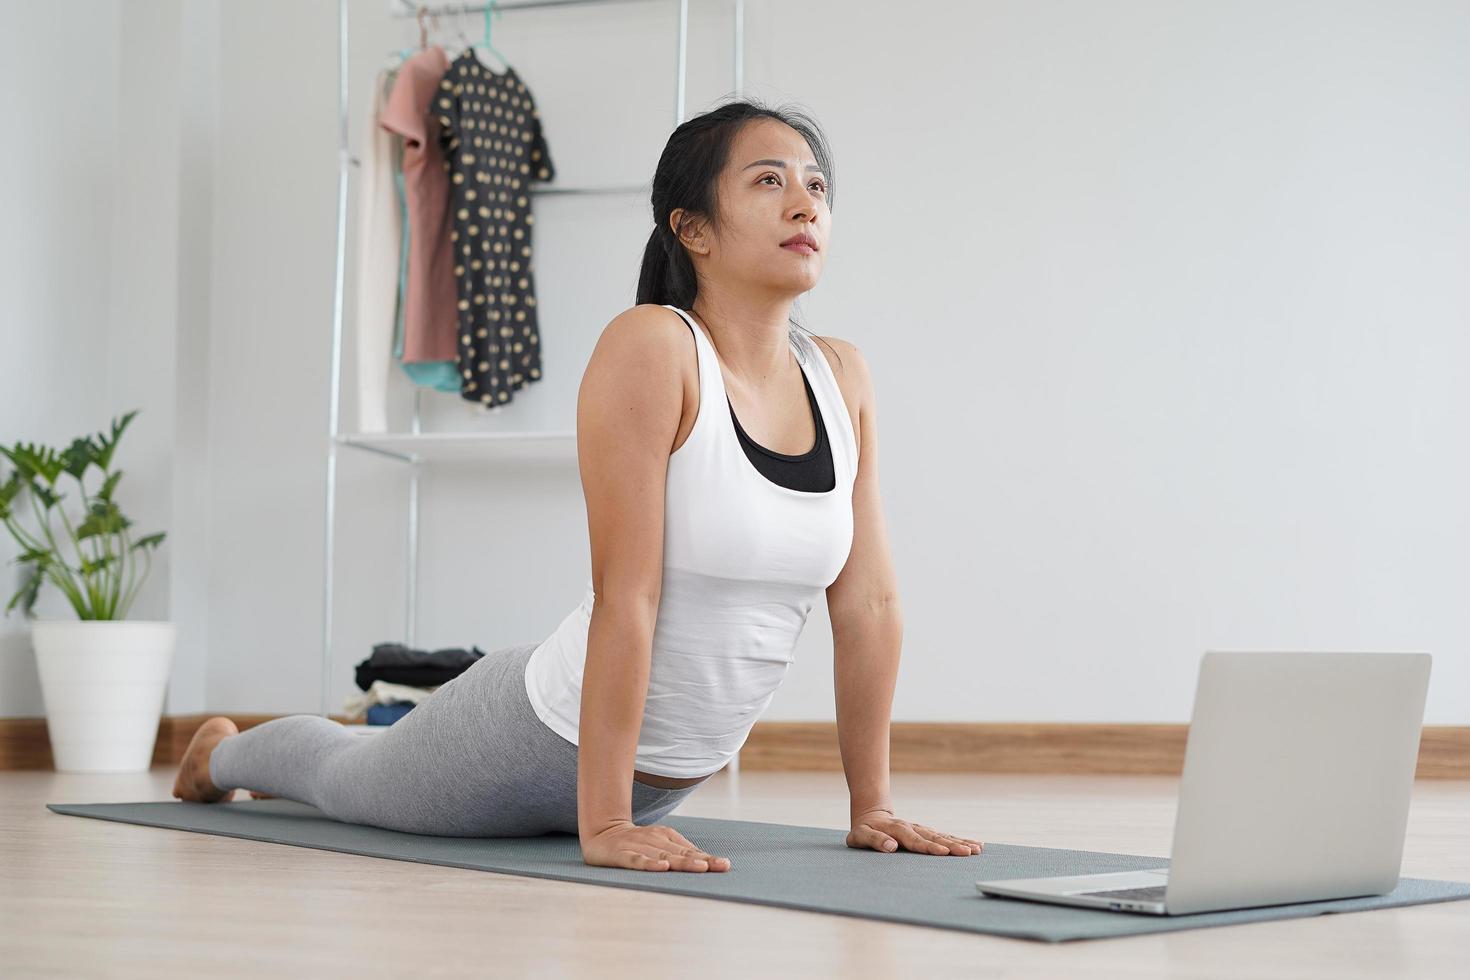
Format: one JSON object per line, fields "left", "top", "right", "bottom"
{"left": 1, "top": 410, "right": 173, "bottom": 773}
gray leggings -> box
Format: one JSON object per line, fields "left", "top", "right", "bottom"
{"left": 208, "top": 642, "right": 699, "bottom": 837}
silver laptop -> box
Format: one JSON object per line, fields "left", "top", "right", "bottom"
{"left": 975, "top": 650, "right": 1432, "bottom": 915}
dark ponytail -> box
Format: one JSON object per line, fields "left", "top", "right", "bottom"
{"left": 635, "top": 98, "right": 841, "bottom": 369}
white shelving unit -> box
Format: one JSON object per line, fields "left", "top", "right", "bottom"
{"left": 337, "top": 429, "right": 578, "bottom": 465}
{"left": 321, "top": 0, "right": 747, "bottom": 780}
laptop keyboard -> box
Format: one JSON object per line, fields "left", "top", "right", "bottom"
{"left": 1078, "top": 885, "right": 1168, "bottom": 902}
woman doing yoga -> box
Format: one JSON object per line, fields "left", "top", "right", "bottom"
{"left": 172, "top": 99, "right": 983, "bottom": 872}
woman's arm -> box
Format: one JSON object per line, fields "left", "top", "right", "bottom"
{"left": 822, "top": 340, "right": 903, "bottom": 823}
{"left": 575, "top": 306, "right": 687, "bottom": 844}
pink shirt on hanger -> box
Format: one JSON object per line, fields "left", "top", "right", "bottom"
{"left": 380, "top": 46, "right": 458, "bottom": 364}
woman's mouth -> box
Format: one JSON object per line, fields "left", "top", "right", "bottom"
{"left": 781, "top": 243, "right": 816, "bottom": 255}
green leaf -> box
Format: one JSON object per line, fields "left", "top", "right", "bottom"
{"left": 0, "top": 469, "right": 22, "bottom": 519}
{"left": 132, "top": 531, "right": 166, "bottom": 550}
{"left": 78, "top": 553, "right": 119, "bottom": 576}
{"left": 4, "top": 565, "right": 43, "bottom": 618}
{"left": 77, "top": 499, "right": 126, "bottom": 539}
{"left": 91, "top": 411, "right": 138, "bottom": 472}
{"left": 13, "top": 546, "right": 52, "bottom": 565}
{"left": 59, "top": 436, "right": 97, "bottom": 481}
{"left": 29, "top": 480, "right": 61, "bottom": 511}
{"left": 97, "top": 470, "right": 122, "bottom": 502}
{"left": 1, "top": 443, "right": 64, "bottom": 487}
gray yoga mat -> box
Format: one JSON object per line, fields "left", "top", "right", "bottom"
{"left": 47, "top": 798, "right": 1470, "bottom": 943}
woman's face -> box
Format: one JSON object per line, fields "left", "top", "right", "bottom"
{"left": 679, "top": 118, "right": 830, "bottom": 298}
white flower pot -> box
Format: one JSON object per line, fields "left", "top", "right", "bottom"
{"left": 31, "top": 620, "right": 177, "bottom": 773}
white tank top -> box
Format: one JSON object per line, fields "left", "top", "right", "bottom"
{"left": 523, "top": 304, "right": 858, "bottom": 777}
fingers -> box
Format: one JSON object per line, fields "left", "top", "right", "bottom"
{"left": 913, "top": 824, "right": 984, "bottom": 854}
{"left": 855, "top": 821, "right": 984, "bottom": 855}
{"left": 666, "top": 828, "right": 731, "bottom": 871}
{"left": 856, "top": 826, "right": 898, "bottom": 852}
{"left": 624, "top": 849, "right": 673, "bottom": 871}
{"left": 854, "top": 821, "right": 931, "bottom": 854}
{"left": 929, "top": 833, "right": 982, "bottom": 854}
{"left": 630, "top": 828, "right": 731, "bottom": 872}
{"left": 632, "top": 845, "right": 725, "bottom": 872}
{"left": 896, "top": 824, "right": 950, "bottom": 854}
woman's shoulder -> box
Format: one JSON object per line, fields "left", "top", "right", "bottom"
{"left": 584, "top": 305, "right": 698, "bottom": 424}
{"left": 601, "top": 303, "right": 693, "bottom": 343}
{"left": 812, "top": 335, "right": 869, "bottom": 455}
{"left": 593, "top": 304, "right": 693, "bottom": 355}
{"left": 811, "top": 334, "right": 868, "bottom": 395}
{"left": 812, "top": 334, "right": 858, "bottom": 370}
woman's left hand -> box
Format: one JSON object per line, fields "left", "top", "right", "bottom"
{"left": 847, "top": 807, "right": 984, "bottom": 855}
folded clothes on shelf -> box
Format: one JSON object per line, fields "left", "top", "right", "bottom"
{"left": 340, "top": 679, "right": 441, "bottom": 721}
{"left": 353, "top": 641, "right": 487, "bottom": 690}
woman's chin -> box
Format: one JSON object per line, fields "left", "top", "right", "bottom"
{"left": 770, "top": 270, "right": 822, "bottom": 294}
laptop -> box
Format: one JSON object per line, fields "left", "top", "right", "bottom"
{"left": 975, "top": 650, "right": 1432, "bottom": 915}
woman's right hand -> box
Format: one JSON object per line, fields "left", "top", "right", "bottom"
{"left": 581, "top": 821, "right": 731, "bottom": 872}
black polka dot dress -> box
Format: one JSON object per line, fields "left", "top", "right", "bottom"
{"left": 434, "top": 51, "right": 556, "bottom": 408}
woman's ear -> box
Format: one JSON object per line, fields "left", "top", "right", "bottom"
{"left": 671, "top": 209, "right": 710, "bottom": 255}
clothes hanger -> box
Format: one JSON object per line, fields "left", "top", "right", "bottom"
{"left": 444, "top": 8, "right": 474, "bottom": 59}
{"left": 385, "top": 5, "right": 431, "bottom": 64}
{"left": 470, "top": 2, "right": 512, "bottom": 73}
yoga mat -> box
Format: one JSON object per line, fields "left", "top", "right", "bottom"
{"left": 47, "top": 799, "right": 1470, "bottom": 943}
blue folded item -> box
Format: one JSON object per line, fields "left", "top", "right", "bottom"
{"left": 366, "top": 702, "right": 416, "bottom": 726}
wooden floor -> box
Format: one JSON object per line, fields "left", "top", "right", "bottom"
{"left": 5, "top": 767, "right": 1469, "bottom": 979}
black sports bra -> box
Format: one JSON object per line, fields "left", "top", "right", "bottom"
{"left": 728, "top": 366, "right": 836, "bottom": 493}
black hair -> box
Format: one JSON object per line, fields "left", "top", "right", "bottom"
{"left": 635, "top": 98, "right": 841, "bottom": 371}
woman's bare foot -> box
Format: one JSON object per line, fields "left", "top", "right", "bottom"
{"left": 172, "top": 716, "right": 239, "bottom": 803}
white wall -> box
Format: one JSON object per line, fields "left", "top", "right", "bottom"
{"left": 3, "top": 0, "right": 1466, "bottom": 725}
{"left": 0, "top": 1, "right": 125, "bottom": 712}
{"left": 0, "top": 0, "right": 215, "bottom": 718}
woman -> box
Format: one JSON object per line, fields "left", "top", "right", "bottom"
{"left": 174, "top": 99, "right": 983, "bottom": 873}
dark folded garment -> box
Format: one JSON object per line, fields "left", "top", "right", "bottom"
{"left": 353, "top": 642, "right": 487, "bottom": 691}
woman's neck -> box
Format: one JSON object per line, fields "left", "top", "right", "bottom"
{"left": 689, "top": 296, "right": 796, "bottom": 389}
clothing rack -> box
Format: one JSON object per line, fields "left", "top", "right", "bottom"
{"left": 320, "top": 0, "right": 747, "bottom": 792}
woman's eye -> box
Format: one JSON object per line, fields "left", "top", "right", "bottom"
{"left": 760, "top": 174, "right": 826, "bottom": 194}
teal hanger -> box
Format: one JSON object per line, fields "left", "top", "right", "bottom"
{"left": 477, "top": 1, "right": 511, "bottom": 72}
